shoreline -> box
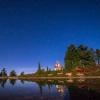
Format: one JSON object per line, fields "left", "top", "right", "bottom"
{"left": 1, "top": 76, "right": 100, "bottom": 80}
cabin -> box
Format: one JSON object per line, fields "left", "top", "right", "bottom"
{"left": 54, "top": 62, "right": 63, "bottom": 71}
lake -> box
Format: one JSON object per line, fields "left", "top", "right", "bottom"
{"left": 0, "top": 78, "right": 100, "bottom": 100}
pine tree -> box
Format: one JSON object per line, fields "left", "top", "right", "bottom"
{"left": 10, "top": 70, "right": 17, "bottom": 77}
{"left": 37, "top": 62, "right": 42, "bottom": 74}
{"left": 47, "top": 66, "right": 49, "bottom": 72}
{"left": 1, "top": 68, "right": 7, "bottom": 77}
{"left": 64, "top": 44, "right": 77, "bottom": 70}
{"left": 64, "top": 44, "right": 96, "bottom": 70}
{"left": 20, "top": 72, "right": 24, "bottom": 76}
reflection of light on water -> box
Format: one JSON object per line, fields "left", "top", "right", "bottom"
{"left": 56, "top": 85, "right": 70, "bottom": 100}
{"left": 56, "top": 85, "right": 65, "bottom": 95}
{"left": 66, "top": 78, "right": 85, "bottom": 83}
{"left": 67, "top": 78, "right": 74, "bottom": 83}
{"left": 77, "top": 78, "right": 85, "bottom": 83}
{"left": 58, "top": 81, "right": 64, "bottom": 83}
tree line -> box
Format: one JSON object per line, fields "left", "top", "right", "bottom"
{"left": 1, "top": 44, "right": 100, "bottom": 77}
{"left": 64, "top": 44, "right": 100, "bottom": 70}
{"left": 0, "top": 68, "right": 21, "bottom": 77}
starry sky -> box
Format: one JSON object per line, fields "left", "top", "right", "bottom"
{"left": 0, "top": 0, "right": 100, "bottom": 74}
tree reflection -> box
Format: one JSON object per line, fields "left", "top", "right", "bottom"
{"left": 56, "top": 85, "right": 65, "bottom": 96}
{"left": 9, "top": 79, "right": 16, "bottom": 86}
{"left": 0, "top": 79, "right": 2, "bottom": 85}
{"left": 48, "top": 84, "right": 52, "bottom": 94}
{"left": 0, "top": 79, "right": 7, "bottom": 88}
{"left": 0, "top": 79, "right": 24, "bottom": 87}
{"left": 67, "top": 85, "right": 94, "bottom": 100}
{"left": 36, "top": 81, "right": 47, "bottom": 96}
{"left": 63, "top": 87, "right": 70, "bottom": 100}
{"left": 39, "top": 84, "right": 43, "bottom": 96}
{"left": 20, "top": 80, "right": 25, "bottom": 84}
{"left": 37, "top": 83, "right": 44, "bottom": 96}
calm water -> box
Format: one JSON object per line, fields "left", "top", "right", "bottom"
{"left": 0, "top": 79, "right": 100, "bottom": 100}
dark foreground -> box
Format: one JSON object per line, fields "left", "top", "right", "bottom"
{"left": 0, "top": 78, "right": 100, "bottom": 100}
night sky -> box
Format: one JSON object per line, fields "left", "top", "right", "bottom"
{"left": 0, "top": 0, "right": 100, "bottom": 74}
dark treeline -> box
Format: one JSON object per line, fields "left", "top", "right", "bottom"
{"left": 64, "top": 44, "right": 100, "bottom": 70}
{"left": 0, "top": 68, "right": 17, "bottom": 77}
{"left": 0, "top": 44, "right": 100, "bottom": 77}
{"left": 0, "top": 68, "right": 7, "bottom": 77}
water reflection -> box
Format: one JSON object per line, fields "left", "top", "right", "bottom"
{"left": 9, "top": 79, "right": 17, "bottom": 86}
{"left": 68, "top": 85, "right": 100, "bottom": 100}
{"left": 0, "top": 79, "right": 17, "bottom": 87}
{"left": 56, "top": 85, "right": 65, "bottom": 95}
{"left": 20, "top": 80, "right": 24, "bottom": 84}
{"left": 0, "top": 79, "right": 100, "bottom": 100}
{"left": 77, "top": 78, "right": 85, "bottom": 83}
{"left": 66, "top": 78, "right": 74, "bottom": 83}
{"left": 0, "top": 79, "right": 7, "bottom": 88}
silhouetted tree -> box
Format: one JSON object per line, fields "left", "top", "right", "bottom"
{"left": 1, "top": 68, "right": 7, "bottom": 77}
{"left": 20, "top": 72, "right": 24, "bottom": 76}
{"left": 10, "top": 70, "right": 17, "bottom": 77}
{"left": 36, "top": 62, "right": 42, "bottom": 74}
{"left": 47, "top": 66, "right": 49, "bottom": 72}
